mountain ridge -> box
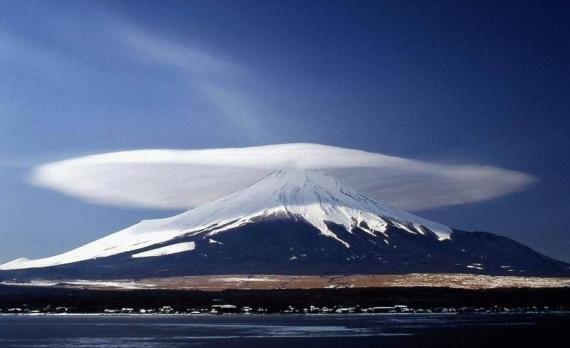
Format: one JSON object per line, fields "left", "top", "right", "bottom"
{"left": 1, "top": 169, "right": 568, "bottom": 278}
{"left": 0, "top": 169, "right": 452, "bottom": 270}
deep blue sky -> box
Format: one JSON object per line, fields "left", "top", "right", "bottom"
{"left": 1, "top": 0, "right": 569, "bottom": 263}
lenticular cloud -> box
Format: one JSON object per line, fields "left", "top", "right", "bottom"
{"left": 30, "top": 143, "right": 536, "bottom": 211}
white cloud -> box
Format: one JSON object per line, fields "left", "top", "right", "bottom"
{"left": 29, "top": 143, "right": 536, "bottom": 211}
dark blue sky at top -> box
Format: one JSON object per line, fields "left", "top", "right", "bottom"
{"left": 0, "top": 0, "right": 569, "bottom": 262}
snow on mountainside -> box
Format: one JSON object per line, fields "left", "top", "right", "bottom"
{"left": 0, "top": 169, "right": 452, "bottom": 270}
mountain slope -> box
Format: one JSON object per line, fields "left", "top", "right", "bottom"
{"left": 1, "top": 169, "right": 568, "bottom": 279}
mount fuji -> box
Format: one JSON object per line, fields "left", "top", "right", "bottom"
{"left": 1, "top": 169, "right": 568, "bottom": 280}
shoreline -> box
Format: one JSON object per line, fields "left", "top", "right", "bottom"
{"left": 3, "top": 311, "right": 570, "bottom": 316}
{"left": 3, "top": 285, "right": 570, "bottom": 315}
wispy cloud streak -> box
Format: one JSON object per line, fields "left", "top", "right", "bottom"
{"left": 118, "top": 25, "right": 244, "bottom": 77}
{"left": 111, "top": 22, "right": 266, "bottom": 140}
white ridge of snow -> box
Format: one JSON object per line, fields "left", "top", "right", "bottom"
{"left": 0, "top": 169, "right": 452, "bottom": 270}
{"left": 0, "top": 258, "right": 31, "bottom": 269}
{"left": 0, "top": 279, "right": 155, "bottom": 289}
{"left": 131, "top": 242, "right": 196, "bottom": 258}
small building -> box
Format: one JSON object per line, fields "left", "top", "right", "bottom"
{"left": 160, "top": 306, "right": 174, "bottom": 314}
{"left": 211, "top": 304, "right": 238, "bottom": 314}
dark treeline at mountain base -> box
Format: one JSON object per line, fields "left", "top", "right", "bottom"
{"left": 2, "top": 285, "right": 570, "bottom": 313}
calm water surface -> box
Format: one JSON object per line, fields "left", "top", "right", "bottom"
{"left": 1, "top": 313, "right": 569, "bottom": 347}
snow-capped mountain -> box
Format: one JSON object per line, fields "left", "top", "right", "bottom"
{"left": 1, "top": 169, "right": 568, "bottom": 279}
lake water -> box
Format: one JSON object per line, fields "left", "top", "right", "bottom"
{"left": 1, "top": 313, "right": 569, "bottom": 347}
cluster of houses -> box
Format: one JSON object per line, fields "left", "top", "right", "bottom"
{"left": 4, "top": 306, "right": 69, "bottom": 314}
{"left": 1, "top": 304, "right": 558, "bottom": 315}
{"left": 100, "top": 304, "right": 415, "bottom": 315}
{"left": 102, "top": 305, "right": 260, "bottom": 315}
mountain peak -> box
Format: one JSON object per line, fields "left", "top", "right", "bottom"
{"left": 0, "top": 168, "right": 452, "bottom": 270}
{"left": 272, "top": 168, "right": 335, "bottom": 183}
{"left": 241, "top": 168, "right": 452, "bottom": 239}
{"left": 252, "top": 168, "right": 341, "bottom": 194}
{"left": 3, "top": 168, "right": 569, "bottom": 278}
